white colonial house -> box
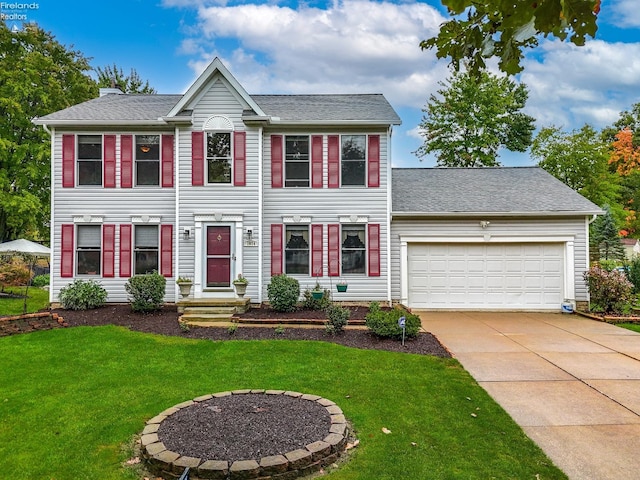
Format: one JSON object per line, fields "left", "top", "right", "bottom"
{"left": 34, "top": 58, "right": 600, "bottom": 312}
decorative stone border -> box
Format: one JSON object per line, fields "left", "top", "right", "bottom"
{"left": 0, "top": 312, "right": 67, "bottom": 337}
{"left": 141, "top": 389, "right": 349, "bottom": 480}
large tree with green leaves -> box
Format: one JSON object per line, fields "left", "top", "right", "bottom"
{"left": 531, "top": 125, "right": 620, "bottom": 208}
{"left": 0, "top": 22, "right": 98, "bottom": 242}
{"left": 95, "top": 64, "right": 156, "bottom": 94}
{"left": 415, "top": 70, "right": 535, "bottom": 167}
{"left": 422, "top": 0, "right": 600, "bottom": 75}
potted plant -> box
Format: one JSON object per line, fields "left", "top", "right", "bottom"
{"left": 336, "top": 281, "right": 348, "bottom": 293}
{"left": 176, "top": 276, "right": 193, "bottom": 298}
{"left": 233, "top": 273, "right": 249, "bottom": 297}
{"left": 311, "top": 281, "right": 324, "bottom": 300}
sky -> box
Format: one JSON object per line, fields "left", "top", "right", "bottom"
{"left": 4, "top": 0, "right": 640, "bottom": 167}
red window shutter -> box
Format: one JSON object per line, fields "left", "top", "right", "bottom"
{"left": 119, "top": 224, "right": 132, "bottom": 278}
{"left": 62, "top": 134, "right": 75, "bottom": 188}
{"left": 311, "top": 224, "right": 323, "bottom": 276}
{"left": 234, "top": 131, "right": 246, "bottom": 186}
{"left": 368, "top": 135, "right": 380, "bottom": 188}
{"left": 328, "top": 135, "right": 340, "bottom": 188}
{"left": 102, "top": 224, "right": 115, "bottom": 277}
{"left": 368, "top": 223, "right": 381, "bottom": 277}
{"left": 271, "top": 135, "right": 283, "bottom": 188}
{"left": 162, "top": 134, "right": 174, "bottom": 188}
{"left": 160, "top": 224, "right": 173, "bottom": 278}
{"left": 328, "top": 224, "right": 340, "bottom": 276}
{"left": 104, "top": 135, "right": 116, "bottom": 188}
{"left": 192, "top": 131, "right": 204, "bottom": 186}
{"left": 271, "top": 224, "right": 283, "bottom": 276}
{"left": 61, "top": 224, "right": 74, "bottom": 277}
{"left": 120, "top": 135, "right": 133, "bottom": 188}
{"left": 311, "top": 135, "right": 323, "bottom": 188}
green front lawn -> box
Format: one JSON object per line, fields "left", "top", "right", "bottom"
{"left": 0, "top": 286, "right": 49, "bottom": 316}
{"left": 618, "top": 323, "right": 640, "bottom": 333}
{"left": 0, "top": 327, "right": 567, "bottom": 479}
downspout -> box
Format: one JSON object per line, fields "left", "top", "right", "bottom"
{"left": 174, "top": 126, "right": 180, "bottom": 301}
{"left": 386, "top": 126, "right": 393, "bottom": 307}
{"left": 258, "top": 126, "right": 264, "bottom": 303}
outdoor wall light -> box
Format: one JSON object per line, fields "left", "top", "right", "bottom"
{"left": 183, "top": 227, "right": 192, "bottom": 240}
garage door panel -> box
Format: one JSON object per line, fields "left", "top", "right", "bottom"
{"left": 408, "top": 243, "right": 564, "bottom": 310}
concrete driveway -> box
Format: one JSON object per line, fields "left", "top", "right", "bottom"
{"left": 417, "top": 311, "right": 640, "bottom": 480}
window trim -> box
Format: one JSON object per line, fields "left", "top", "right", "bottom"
{"left": 284, "top": 135, "right": 310, "bottom": 188}
{"left": 134, "top": 134, "right": 161, "bottom": 187}
{"left": 284, "top": 224, "right": 311, "bottom": 275}
{"left": 77, "top": 134, "right": 103, "bottom": 187}
{"left": 340, "top": 224, "right": 367, "bottom": 275}
{"left": 206, "top": 131, "right": 233, "bottom": 185}
{"left": 75, "top": 224, "right": 102, "bottom": 276}
{"left": 340, "top": 134, "right": 367, "bottom": 187}
{"left": 133, "top": 224, "right": 160, "bottom": 276}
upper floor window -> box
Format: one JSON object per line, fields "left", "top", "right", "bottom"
{"left": 136, "top": 135, "right": 160, "bottom": 186}
{"left": 76, "top": 225, "right": 101, "bottom": 275}
{"left": 207, "top": 132, "right": 232, "bottom": 184}
{"left": 341, "top": 224, "right": 366, "bottom": 274}
{"left": 134, "top": 225, "right": 159, "bottom": 275}
{"left": 77, "top": 135, "right": 102, "bottom": 186}
{"left": 285, "top": 225, "right": 309, "bottom": 274}
{"left": 341, "top": 135, "right": 366, "bottom": 186}
{"left": 285, "top": 136, "right": 309, "bottom": 187}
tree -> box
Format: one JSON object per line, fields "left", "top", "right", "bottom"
{"left": 0, "top": 23, "right": 98, "bottom": 242}
{"left": 415, "top": 70, "right": 535, "bottom": 167}
{"left": 421, "top": 0, "right": 600, "bottom": 75}
{"left": 531, "top": 125, "right": 620, "bottom": 208}
{"left": 609, "top": 128, "right": 640, "bottom": 176}
{"left": 591, "top": 205, "right": 626, "bottom": 262}
{"left": 95, "top": 64, "right": 156, "bottom": 94}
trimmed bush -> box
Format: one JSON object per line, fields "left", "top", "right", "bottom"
{"left": 302, "top": 287, "right": 331, "bottom": 310}
{"left": 125, "top": 272, "right": 166, "bottom": 312}
{"left": 267, "top": 274, "right": 300, "bottom": 312}
{"left": 584, "top": 266, "right": 633, "bottom": 314}
{"left": 325, "top": 304, "right": 349, "bottom": 334}
{"left": 32, "top": 274, "right": 50, "bottom": 288}
{"left": 59, "top": 279, "right": 108, "bottom": 310}
{"left": 365, "top": 302, "right": 421, "bottom": 340}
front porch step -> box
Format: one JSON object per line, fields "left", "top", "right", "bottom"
{"left": 180, "top": 313, "right": 235, "bottom": 323}
{"left": 177, "top": 297, "right": 251, "bottom": 314}
{"left": 177, "top": 297, "right": 251, "bottom": 324}
{"left": 184, "top": 306, "right": 236, "bottom": 315}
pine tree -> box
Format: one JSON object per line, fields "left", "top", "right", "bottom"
{"left": 591, "top": 206, "right": 626, "bottom": 262}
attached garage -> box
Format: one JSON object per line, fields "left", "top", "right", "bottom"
{"left": 391, "top": 167, "right": 602, "bottom": 311}
{"left": 407, "top": 242, "right": 564, "bottom": 310}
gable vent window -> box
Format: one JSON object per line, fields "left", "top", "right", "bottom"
{"left": 77, "top": 135, "right": 102, "bottom": 186}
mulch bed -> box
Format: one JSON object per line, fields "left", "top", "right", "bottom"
{"left": 52, "top": 304, "right": 451, "bottom": 357}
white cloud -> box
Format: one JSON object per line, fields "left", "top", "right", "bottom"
{"left": 521, "top": 39, "right": 640, "bottom": 130}
{"left": 182, "top": 0, "right": 448, "bottom": 108}
{"left": 611, "top": 0, "right": 640, "bottom": 28}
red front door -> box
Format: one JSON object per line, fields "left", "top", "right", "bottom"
{"left": 206, "top": 226, "right": 232, "bottom": 287}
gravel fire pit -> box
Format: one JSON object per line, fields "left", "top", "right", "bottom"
{"left": 141, "top": 389, "right": 350, "bottom": 479}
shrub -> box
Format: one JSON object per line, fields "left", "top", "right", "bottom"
{"left": 267, "top": 274, "right": 300, "bottom": 312}
{"left": 365, "top": 302, "right": 421, "bottom": 340}
{"left": 59, "top": 279, "right": 108, "bottom": 310}
{"left": 325, "top": 304, "right": 349, "bottom": 334}
{"left": 302, "top": 287, "right": 331, "bottom": 310}
{"left": 584, "top": 266, "right": 633, "bottom": 314}
{"left": 0, "top": 258, "right": 31, "bottom": 288}
{"left": 598, "top": 259, "right": 618, "bottom": 272}
{"left": 125, "top": 272, "right": 166, "bottom": 312}
{"left": 626, "top": 257, "right": 640, "bottom": 294}
{"left": 32, "top": 274, "right": 50, "bottom": 288}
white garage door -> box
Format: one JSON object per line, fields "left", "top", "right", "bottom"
{"left": 408, "top": 243, "right": 564, "bottom": 310}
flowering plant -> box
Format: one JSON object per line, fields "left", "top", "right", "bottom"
{"left": 583, "top": 266, "right": 632, "bottom": 314}
{"left": 233, "top": 273, "right": 249, "bottom": 285}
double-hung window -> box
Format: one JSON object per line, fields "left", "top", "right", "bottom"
{"left": 134, "top": 225, "right": 159, "bottom": 275}
{"left": 77, "top": 135, "right": 102, "bottom": 186}
{"left": 207, "top": 132, "right": 232, "bottom": 184}
{"left": 341, "top": 135, "right": 366, "bottom": 186}
{"left": 76, "top": 225, "right": 101, "bottom": 275}
{"left": 135, "top": 135, "right": 160, "bottom": 186}
{"left": 285, "top": 225, "right": 309, "bottom": 274}
{"left": 285, "top": 135, "right": 309, "bottom": 187}
{"left": 341, "top": 225, "right": 366, "bottom": 274}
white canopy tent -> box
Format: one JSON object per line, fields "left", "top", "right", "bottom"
{"left": 0, "top": 239, "right": 50, "bottom": 314}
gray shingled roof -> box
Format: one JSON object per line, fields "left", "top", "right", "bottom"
{"left": 36, "top": 94, "right": 183, "bottom": 123}
{"left": 392, "top": 167, "right": 601, "bottom": 215}
{"left": 252, "top": 94, "right": 401, "bottom": 124}
{"left": 36, "top": 92, "right": 400, "bottom": 125}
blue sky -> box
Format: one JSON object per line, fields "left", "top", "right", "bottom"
{"left": 5, "top": 0, "right": 640, "bottom": 167}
